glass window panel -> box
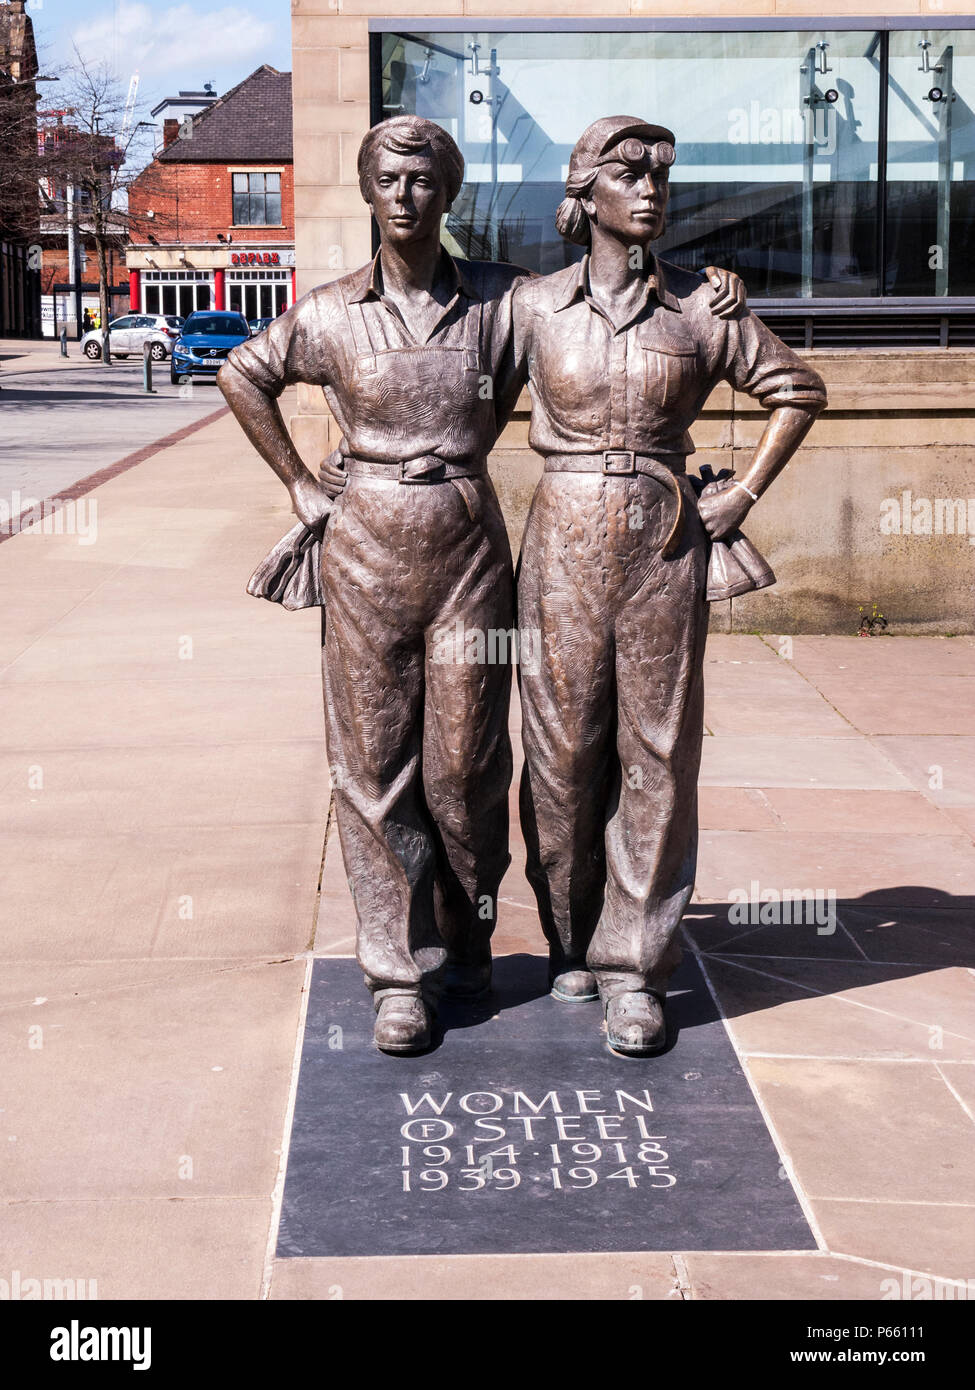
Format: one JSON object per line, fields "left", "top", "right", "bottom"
{"left": 267, "top": 172, "right": 281, "bottom": 192}
{"left": 145, "top": 284, "right": 160, "bottom": 314}
{"left": 266, "top": 193, "right": 282, "bottom": 224}
{"left": 886, "top": 29, "right": 975, "bottom": 295}
{"left": 229, "top": 284, "right": 243, "bottom": 313}
{"left": 162, "top": 284, "right": 177, "bottom": 315}
{"left": 384, "top": 29, "right": 881, "bottom": 296}
{"left": 233, "top": 191, "right": 249, "bottom": 224}
{"left": 196, "top": 284, "right": 211, "bottom": 311}
{"left": 249, "top": 194, "right": 265, "bottom": 224}
{"left": 233, "top": 174, "right": 247, "bottom": 192}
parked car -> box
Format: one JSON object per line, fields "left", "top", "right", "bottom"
{"left": 81, "top": 314, "right": 183, "bottom": 361}
{"left": 170, "top": 311, "right": 250, "bottom": 384}
{"left": 248, "top": 316, "right": 274, "bottom": 336}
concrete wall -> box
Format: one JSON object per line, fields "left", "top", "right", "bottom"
{"left": 290, "top": 0, "right": 975, "bottom": 634}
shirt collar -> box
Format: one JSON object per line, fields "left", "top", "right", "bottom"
{"left": 347, "top": 249, "right": 480, "bottom": 305}
{"left": 553, "top": 252, "right": 681, "bottom": 314}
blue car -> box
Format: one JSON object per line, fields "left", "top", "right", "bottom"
{"left": 170, "top": 311, "right": 250, "bottom": 384}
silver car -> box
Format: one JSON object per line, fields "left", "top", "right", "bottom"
{"left": 80, "top": 314, "right": 183, "bottom": 361}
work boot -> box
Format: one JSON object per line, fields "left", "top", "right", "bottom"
{"left": 549, "top": 953, "right": 598, "bottom": 1002}
{"left": 374, "top": 995, "right": 432, "bottom": 1054}
{"left": 443, "top": 959, "right": 492, "bottom": 999}
{"left": 605, "top": 991, "right": 666, "bottom": 1056}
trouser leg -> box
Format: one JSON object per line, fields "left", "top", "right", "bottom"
{"left": 320, "top": 497, "right": 444, "bottom": 1006}
{"left": 587, "top": 485, "right": 710, "bottom": 1001}
{"left": 517, "top": 482, "right": 616, "bottom": 969}
{"left": 422, "top": 515, "right": 514, "bottom": 970}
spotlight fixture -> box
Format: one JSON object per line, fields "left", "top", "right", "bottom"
{"left": 469, "top": 90, "right": 484, "bottom": 105}
{"left": 824, "top": 89, "right": 839, "bottom": 104}
{"left": 928, "top": 86, "right": 945, "bottom": 103}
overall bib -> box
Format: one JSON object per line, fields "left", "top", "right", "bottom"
{"left": 320, "top": 292, "right": 514, "bottom": 1006}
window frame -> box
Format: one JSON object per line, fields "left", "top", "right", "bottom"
{"left": 230, "top": 167, "right": 285, "bottom": 228}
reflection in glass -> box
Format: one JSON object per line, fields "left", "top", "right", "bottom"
{"left": 382, "top": 29, "right": 882, "bottom": 297}
{"left": 886, "top": 30, "right": 975, "bottom": 295}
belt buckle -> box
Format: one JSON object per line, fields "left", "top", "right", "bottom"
{"left": 398, "top": 460, "right": 439, "bottom": 484}
{"left": 602, "top": 450, "right": 636, "bottom": 476}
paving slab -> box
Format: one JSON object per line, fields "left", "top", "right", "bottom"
{"left": 809, "top": 1200, "right": 975, "bottom": 1284}
{"left": 704, "top": 660, "right": 855, "bottom": 737}
{"left": 0, "top": 959, "right": 305, "bottom": 1201}
{"left": 699, "top": 736, "right": 913, "bottom": 790}
{"left": 698, "top": 786, "right": 780, "bottom": 831}
{"left": 1, "top": 823, "right": 324, "bottom": 960}
{"left": 0, "top": 742, "right": 329, "bottom": 836}
{"left": 269, "top": 1251, "right": 681, "bottom": 1301}
{"left": 760, "top": 788, "right": 957, "bottom": 836}
{"left": 874, "top": 737, "right": 975, "bottom": 808}
{"left": 696, "top": 829, "right": 975, "bottom": 905}
{"left": 0, "top": 1198, "right": 269, "bottom": 1301}
{"left": 681, "top": 1252, "right": 897, "bottom": 1301}
{"left": 701, "top": 956, "right": 975, "bottom": 1061}
{"left": 744, "top": 1056, "right": 975, "bottom": 1205}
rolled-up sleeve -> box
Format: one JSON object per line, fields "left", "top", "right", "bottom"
{"left": 226, "top": 292, "right": 332, "bottom": 398}
{"left": 722, "top": 310, "right": 828, "bottom": 414}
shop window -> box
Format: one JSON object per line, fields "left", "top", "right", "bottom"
{"left": 233, "top": 172, "right": 282, "bottom": 226}
{"left": 380, "top": 26, "right": 975, "bottom": 299}
{"left": 885, "top": 29, "right": 975, "bottom": 296}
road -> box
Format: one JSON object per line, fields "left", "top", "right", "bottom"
{"left": 1, "top": 358, "right": 227, "bottom": 507}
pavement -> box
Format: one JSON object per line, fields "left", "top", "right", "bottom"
{"left": 0, "top": 337, "right": 226, "bottom": 507}
{"left": 1, "top": 402, "right": 973, "bottom": 1300}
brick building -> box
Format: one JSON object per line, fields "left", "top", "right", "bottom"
{"left": 127, "top": 65, "right": 295, "bottom": 321}
{"left": 38, "top": 116, "right": 129, "bottom": 336}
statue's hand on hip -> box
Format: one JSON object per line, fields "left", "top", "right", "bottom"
{"left": 290, "top": 473, "right": 334, "bottom": 530}
{"left": 697, "top": 477, "right": 753, "bottom": 540}
{"left": 703, "top": 266, "right": 746, "bottom": 319}
{"left": 318, "top": 444, "right": 348, "bottom": 500}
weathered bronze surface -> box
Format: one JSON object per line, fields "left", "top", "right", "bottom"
{"left": 513, "top": 117, "right": 827, "bottom": 1054}
{"left": 215, "top": 114, "right": 800, "bottom": 1057}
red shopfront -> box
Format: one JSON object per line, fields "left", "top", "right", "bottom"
{"left": 224, "top": 248, "right": 296, "bottom": 318}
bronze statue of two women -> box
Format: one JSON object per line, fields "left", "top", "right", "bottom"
{"left": 218, "top": 114, "right": 827, "bottom": 1058}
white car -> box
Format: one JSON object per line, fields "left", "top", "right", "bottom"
{"left": 80, "top": 314, "right": 184, "bottom": 361}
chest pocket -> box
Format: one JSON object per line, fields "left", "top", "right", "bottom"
{"left": 637, "top": 330, "right": 698, "bottom": 410}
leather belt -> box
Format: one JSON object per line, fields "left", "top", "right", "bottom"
{"left": 345, "top": 455, "right": 486, "bottom": 484}
{"left": 543, "top": 451, "right": 686, "bottom": 558}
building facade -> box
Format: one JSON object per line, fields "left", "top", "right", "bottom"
{"left": 290, "top": 3, "right": 975, "bottom": 633}
{"left": 37, "top": 116, "right": 130, "bottom": 337}
{"left": 127, "top": 66, "right": 296, "bottom": 323}
{"left": 0, "top": 0, "right": 41, "bottom": 338}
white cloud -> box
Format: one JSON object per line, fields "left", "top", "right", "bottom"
{"left": 71, "top": 2, "right": 278, "bottom": 83}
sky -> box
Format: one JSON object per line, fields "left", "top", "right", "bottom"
{"left": 25, "top": 0, "right": 293, "bottom": 116}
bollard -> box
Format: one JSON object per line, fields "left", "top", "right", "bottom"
{"left": 142, "top": 340, "right": 155, "bottom": 393}
{"left": 60, "top": 327, "right": 68, "bottom": 358}
{"left": 102, "top": 330, "right": 112, "bottom": 366}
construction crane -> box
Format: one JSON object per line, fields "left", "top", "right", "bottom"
{"left": 120, "top": 70, "right": 140, "bottom": 142}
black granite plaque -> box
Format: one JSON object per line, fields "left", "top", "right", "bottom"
{"left": 277, "top": 953, "right": 815, "bottom": 1256}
